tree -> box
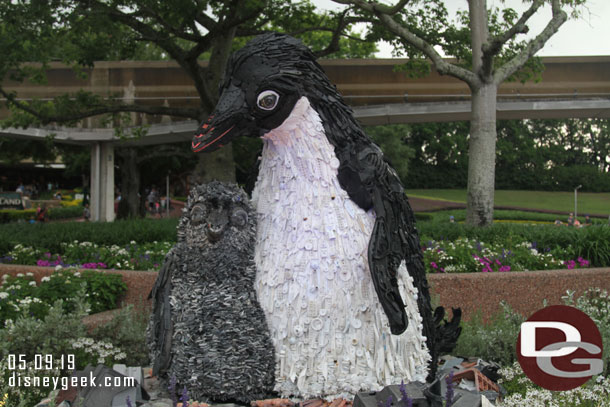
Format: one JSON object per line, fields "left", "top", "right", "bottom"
{"left": 332, "top": 0, "right": 585, "bottom": 226}
{"left": 0, "top": 0, "right": 376, "bottom": 216}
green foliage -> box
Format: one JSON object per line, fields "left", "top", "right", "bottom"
{"left": 366, "top": 124, "right": 415, "bottom": 183}
{"left": 0, "top": 289, "right": 128, "bottom": 405}
{"left": 563, "top": 288, "right": 610, "bottom": 376}
{"left": 0, "top": 270, "right": 126, "bottom": 322}
{"left": 422, "top": 237, "right": 584, "bottom": 273}
{"left": 79, "top": 270, "right": 127, "bottom": 313}
{"left": 418, "top": 222, "right": 610, "bottom": 267}
{"left": 0, "top": 206, "right": 82, "bottom": 223}
{"left": 0, "top": 291, "right": 89, "bottom": 361}
{"left": 2, "top": 240, "right": 172, "bottom": 271}
{"left": 91, "top": 305, "right": 151, "bottom": 366}
{"left": 49, "top": 206, "right": 83, "bottom": 220}
{"left": 0, "top": 218, "right": 178, "bottom": 254}
{"left": 0, "top": 209, "right": 36, "bottom": 224}
{"left": 454, "top": 302, "right": 524, "bottom": 367}
{"left": 499, "top": 362, "right": 610, "bottom": 406}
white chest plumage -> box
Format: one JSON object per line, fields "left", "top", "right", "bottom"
{"left": 252, "top": 97, "right": 429, "bottom": 399}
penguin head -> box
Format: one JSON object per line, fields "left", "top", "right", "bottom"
{"left": 178, "top": 181, "right": 255, "bottom": 251}
{"left": 192, "top": 33, "right": 329, "bottom": 153}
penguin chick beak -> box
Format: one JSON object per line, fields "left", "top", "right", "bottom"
{"left": 192, "top": 83, "right": 255, "bottom": 153}
{"left": 205, "top": 209, "right": 228, "bottom": 242}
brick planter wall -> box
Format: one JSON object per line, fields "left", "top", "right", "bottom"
{"left": 2, "top": 264, "right": 610, "bottom": 324}
{"left": 428, "top": 267, "right": 610, "bottom": 321}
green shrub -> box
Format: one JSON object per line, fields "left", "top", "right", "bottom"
{"left": 453, "top": 302, "right": 524, "bottom": 367}
{"left": 0, "top": 269, "right": 127, "bottom": 322}
{"left": 48, "top": 205, "right": 83, "bottom": 220}
{"left": 91, "top": 305, "right": 151, "bottom": 366}
{"left": 0, "top": 209, "right": 36, "bottom": 223}
{"left": 0, "top": 290, "right": 128, "bottom": 406}
{"left": 0, "top": 218, "right": 178, "bottom": 254}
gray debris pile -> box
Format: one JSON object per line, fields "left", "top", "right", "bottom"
{"left": 353, "top": 357, "right": 504, "bottom": 407}
{"left": 147, "top": 181, "right": 275, "bottom": 403}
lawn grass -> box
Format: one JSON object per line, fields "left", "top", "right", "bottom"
{"left": 406, "top": 189, "right": 610, "bottom": 216}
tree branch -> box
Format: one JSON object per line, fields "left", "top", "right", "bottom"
{"left": 194, "top": 12, "right": 218, "bottom": 31}
{"left": 136, "top": 4, "right": 203, "bottom": 43}
{"left": 334, "top": 0, "right": 410, "bottom": 16}
{"left": 313, "top": 10, "right": 350, "bottom": 58}
{"left": 333, "top": 0, "right": 479, "bottom": 87}
{"left": 484, "top": 0, "right": 544, "bottom": 57}
{"left": 493, "top": 0, "right": 567, "bottom": 85}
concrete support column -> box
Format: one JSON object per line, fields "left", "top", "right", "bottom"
{"left": 90, "top": 142, "right": 115, "bottom": 222}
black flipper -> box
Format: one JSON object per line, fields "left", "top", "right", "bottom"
{"left": 148, "top": 248, "right": 176, "bottom": 376}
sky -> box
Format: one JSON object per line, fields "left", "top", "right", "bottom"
{"left": 314, "top": 0, "right": 610, "bottom": 58}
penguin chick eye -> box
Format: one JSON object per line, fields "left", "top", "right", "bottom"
{"left": 190, "top": 204, "right": 206, "bottom": 225}
{"left": 230, "top": 209, "right": 248, "bottom": 227}
{"left": 257, "top": 90, "right": 279, "bottom": 111}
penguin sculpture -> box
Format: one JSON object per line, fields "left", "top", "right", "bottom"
{"left": 147, "top": 181, "right": 275, "bottom": 403}
{"left": 191, "top": 34, "right": 460, "bottom": 399}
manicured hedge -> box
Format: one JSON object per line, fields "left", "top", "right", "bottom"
{"left": 0, "top": 206, "right": 83, "bottom": 223}
{"left": 0, "top": 218, "right": 179, "bottom": 254}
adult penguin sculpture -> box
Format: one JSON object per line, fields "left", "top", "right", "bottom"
{"left": 147, "top": 181, "right": 275, "bottom": 402}
{"left": 192, "top": 33, "right": 460, "bottom": 399}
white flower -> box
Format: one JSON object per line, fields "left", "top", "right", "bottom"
{"left": 115, "top": 352, "right": 126, "bottom": 360}
{"left": 0, "top": 292, "right": 8, "bottom": 299}
{"left": 26, "top": 272, "right": 33, "bottom": 276}
{"left": 74, "top": 272, "right": 81, "bottom": 277}
{"left": 1, "top": 274, "right": 8, "bottom": 280}
{"left": 41, "top": 276, "right": 51, "bottom": 282}
{"left": 28, "top": 281, "right": 36, "bottom": 286}
{"left": 16, "top": 273, "right": 24, "bottom": 277}
{"left": 98, "top": 358, "right": 105, "bottom": 364}
{"left": 55, "top": 265, "right": 62, "bottom": 271}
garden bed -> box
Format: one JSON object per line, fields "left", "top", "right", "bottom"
{"left": 3, "top": 263, "right": 609, "bottom": 323}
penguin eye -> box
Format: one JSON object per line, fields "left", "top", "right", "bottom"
{"left": 190, "top": 204, "right": 206, "bottom": 225}
{"left": 257, "top": 90, "right": 279, "bottom": 111}
{"left": 231, "top": 209, "right": 248, "bottom": 227}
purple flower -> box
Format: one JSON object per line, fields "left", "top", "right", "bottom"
{"left": 445, "top": 371, "right": 455, "bottom": 407}
{"left": 399, "top": 379, "right": 413, "bottom": 407}
{"left": 499, "top": 265, "right": 511, "bottom": 272}
{"left": 180, "top": 386, "right": 189, "bottom": 407}
{"left": 45, "top": 252, "right": 51, "bottom": 259}
{"left": 37, "top": 260, "right": 51, "bottom": 267}
{"left": 430, "top": 262, "right": 438, "bottom": 269}
{"left": 168, "top": 375, "right": 177, "bottom": 407}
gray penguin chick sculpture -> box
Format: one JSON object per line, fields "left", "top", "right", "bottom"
{"left": 147, "top": 181, "right": 275, "bottom": 403}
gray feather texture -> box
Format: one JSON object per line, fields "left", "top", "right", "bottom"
{"left": 147, "top": 181, "right": 276, "bottom": 403}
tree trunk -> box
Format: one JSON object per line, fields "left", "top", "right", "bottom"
{"left": 190, "top": 26, "right": 238, "bottom": 186}
{"left": 189, "top": 145, "right": 236, "bottom": 185}
{"left": 466, "top": 83, "right": 497, "bottom": 226}
{"left": 118, "top": 148, "right": 141, "bottom": 218}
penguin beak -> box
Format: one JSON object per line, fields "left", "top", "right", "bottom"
{"left": 192, "top": 83, "right": 255, "bottom": 153}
